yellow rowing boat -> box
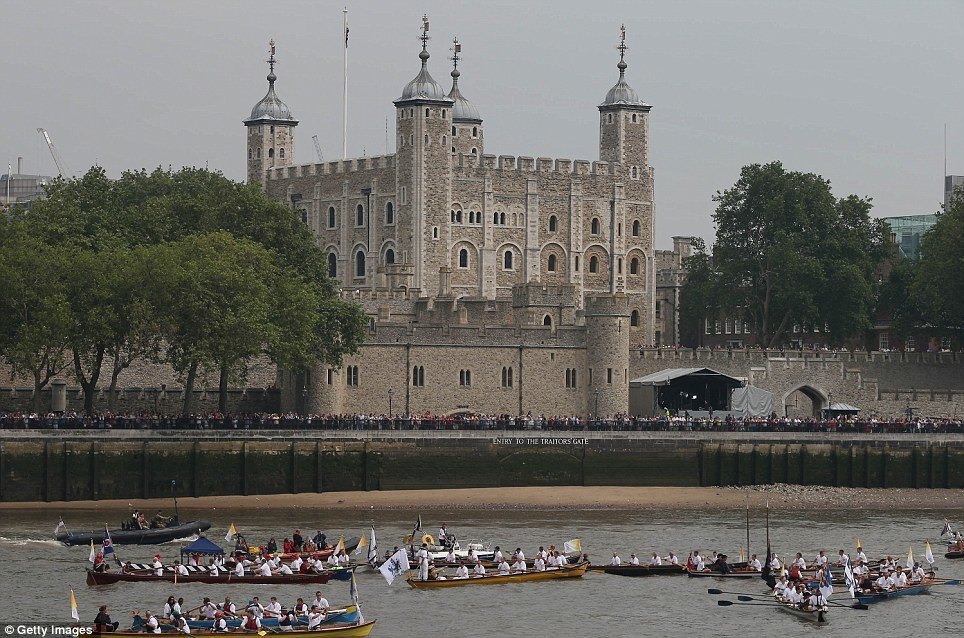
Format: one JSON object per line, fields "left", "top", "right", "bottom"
{"left": 407, "top": 562, "right": 589, "bottom": 588}
{"left": 102, "top": 620, "right": 376, "bottom": 637}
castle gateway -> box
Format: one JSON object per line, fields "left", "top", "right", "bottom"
{"left": 250, "top": 22, "right": 653, "bottom": 418}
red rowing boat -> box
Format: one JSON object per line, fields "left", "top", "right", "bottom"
{"left": 86, "top": 569, "right": 332, "bottom": 586}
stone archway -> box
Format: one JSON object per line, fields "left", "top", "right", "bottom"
{"left": 782, "top": 384, "right": 828, "bottom": 417}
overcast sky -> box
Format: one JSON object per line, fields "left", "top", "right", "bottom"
{"left": 4, "top": 0, "right": 962, "bottom": 248}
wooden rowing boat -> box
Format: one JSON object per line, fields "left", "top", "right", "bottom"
{"left": 855, "top": 579, "right": 961, "bottom": 605}
{"left": 773, "top": 596, "right": 828, "bottom": 623}
{"left": 687, "top": 567, "right": 758, "bottom": 579}
{"left": 57, "top": 520, "right": 211, "bottom": 546}
{"left": 427, "top": 552, "right": 583, "bottom": 570}
{"left": 130, "top": 608, "right": 360, "bottom": 631}
{"left": 407, "top": 561, "right": 589, "bottom": 588}
{"left": 86, "top": 568, "right": 332, "bottom": 586}
{"left": 99, "top": 621, "right": 376, "bottom": 637}
{"left": 944, "top": 550, "right": 964, "bottom": 559}
{"left": 588, "top": 564, "right": 687, "bottom": 576}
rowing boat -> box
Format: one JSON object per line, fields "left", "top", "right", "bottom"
{"left": 687, "top": 567, "right": 758, "bottom": 579}
{"left": 130, "top": 607, "right": 360, "bottom": 631}
{"left": 427, "top": 552, "right": 583, "bottom": 570}
{"left": 407, "top": 561, "right": 589, "bottom": 588}
{"left": 86, "top": 568, "right": 332, "bottom": 586}
{"left": 57, "top": 520, "right": 211, "bottom": 546}
{"left": 944, "top": 550, "right": 964, "bottom": 559}
{"left": 99, "top": 621, "right": 377, "bottom": 637}
{"left": 588, "top": 564, "right": 687, "bottom": 576}
{"left": 855, "top": 579, "right": 961, "bottom": 605}
{"left": 773, "top": 596, "right": 828, "bottom": 623}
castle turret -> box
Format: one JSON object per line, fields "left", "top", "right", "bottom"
{"left": 393, "top": 16, "right": 455, "bottom": 297}
{"left": 244, "top": 40, "right": 298, "bottom": 186}
{"left": 584, "top": 295, "right": 631, "bottom": 418}
{"left": 447, "top": 37, "right": 484, "bottom": 158}
{"left": 598, "top": 25, "right": 651, "bottom": 175}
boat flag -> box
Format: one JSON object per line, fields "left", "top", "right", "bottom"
{"left": 70, "top": 588, "right": 80, "bottom": 621}
{"left": 88, "top": 539, "right": 96, "bottom": 563}
{"left": 55, "top": 517, "right": 67, "bottom": 535}
{"left": 925, "top": 541, "right": 935, "bottom": 565}
{"left": 353, "top": 534, "right": 368, "bottom": 556}
{"left": 905, "top": 547, "right": 914, "bottom": 570}
{"left": 941, "top": 520, "right": 952, "bottom": 536}
{"left": 102, "top": 527, "right": 114, "bottom": 556}
{"left": 378, "top": 548, "right": 410, "bottom": 585}
{"left": 349, "top": 570, "right": 364, "bottom": 624}
{"left": 335, "top": 536, "right": 346, "bottom": 553}
{"left": 224, "top": 523, "right": 237, "bottom": 542}
{"left": 843, "top": 564, "right": 857, "bottom": 598}
{"left": 564, "top": 538, "right": 581, "bottom": 553}
{"left": 856, "top": 537, "right": 861, "bottom": 551}
{"left": 367, "top": 526, "right": 378, "bottom": 567}
{"left": 819, "top": 566, "right": 834, "bottom": 601}
{"left": 739, "top": 547, "right": 745, "bottom": 563}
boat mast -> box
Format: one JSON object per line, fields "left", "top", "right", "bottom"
{"left": 745, "top": 496, "right": 750, "bottom": 562}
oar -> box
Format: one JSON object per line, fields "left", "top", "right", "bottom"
{"left": 717, "top": 600, "right": 788, "bottom": 608}
{"left": 707, "top": 588, "right": 767, "bottom": 596}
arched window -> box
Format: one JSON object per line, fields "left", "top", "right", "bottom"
{"left": 356, "top": 204, "right": 364, "bottom": 226}
{"left": 328, "top": 206, "right": 336, "bottom": 229}
{"left": 468, "top": 211, "right": 475, "bottom": 224}
{"left": 457, "top": 210, "right": 463, "bottom": 223}
{"left": 385, "top": 249, "right": 395, "bottom": 265}
{"left": 424, "top": 134, "right": 429, "bottom": 145}
{"left": 472, "top": 126, "right": 478, "bottom": 137}
{"left": 411, "top": 365, "right": 425, "bottom": 387}
{"left": 543, "top": 315, "right": 552, "bottom": 326}
{"left": 459, "top": 248, "right": 468, "bottom": 268}
{"left": 471, "top": 147, "right": 477, "bottom": 155}
{"left": 279, "top": 148, "right": 285, "bottom": 159}
{"left": 442, "top": 135, "right": 446, "bottom": 146}
{"left": 327, "top": 253, "right": 337, "bottom": 278}
{"left": 632, "top": 113, "right": 638, "bottom": 123}
{"left": 589, "top": 255, "right": 599, "bottom": 273}
{"left": 547, "top": 254, "right": 557, "bottom": 272}
{"left": 499, "top": 212, "right": 506, "bottom": 225}
{"left": 451, "top": 210, "right": 456, "bottom": 223}
{"left": 549, "top": 215, "right": 557, "bottom": 232}
{"left": 631, "top": 310, "right": 640, "bottom": 327}
{"left": 433, "top": 227, "right": 439, "bottom": 239}
{"left": 512, "top": 213, "right": 518, "bottom": 226}
{"left": 425, "top": 108, "right": 430, "bottom": 118}
{"left": 385, "top": 202, "right": 394, "bottom": 225}
{"left": 257, "top": 148, "right": 261, "bottom": 158}
{"left": 355, "top": 251, "right": 366, "bottom": 278}
{"left": 630, "top": 257, "right": 640, "bottom": 275}
{"left": 503, "top": 250, "right": 513, "bottom": 270}
{"left": 591, "top": 218, "right": 600, "bottom": 235}
{"left": 632, "top": 220, "right": 640, "bottom": 237}
{"left": 565, "top": 369, "right": 571, "bottom": 388}
{"left": 631, "top": 166, "right": 638, "bottom": 179}
{"left": 268, "top": 148, "right": 274, "bottom": 158}
{"left": 493, "top": 212, "right": 499, "bottom": 225}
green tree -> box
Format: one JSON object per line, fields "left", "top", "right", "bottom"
{"left": 702, "top": 161, "right": 886, "bottom": 348}
{"left": 913, "top": 190, "right": 964, "bottom": 347}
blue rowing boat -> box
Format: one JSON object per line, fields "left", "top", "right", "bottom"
{"left": 131, "top": 607, "right": 359, "bottom": 632}
{"left": 856, "top": 580, "right": 960, "bottom": 605}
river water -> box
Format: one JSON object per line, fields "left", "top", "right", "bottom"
{"left": 1, "top": 506, "right": 962, "bottom": 637}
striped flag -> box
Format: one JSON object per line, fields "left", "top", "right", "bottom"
{"left": 819, "top": 567, "right": 834, "bottom": 601}
{"left": 349, "top": 570, "right": 364, "bottom": 624}
{"left": 102, "top": 528, "right": 114, "bottom": 556}
{"left": 88, "top": 539, "right": 96, "bottom": 564}
{"left": 70, "top": 588, "right": 80, "bottom": 621}
{"left": 224, "top": 523, "right": 237, "bottom": 542}
{"left": 925, "top": 541, "right": 935, "bottom": 565}
{"left": 844, "top": 564, "right": 857, "bottom": 598}
{"left": 367, "top": 526, "right": 378, "bottom": 567}
{"left": 941, "top": 520, "right": 953, "bottom": 536}
{"left": 905, "top": 548, "right": 914, "bottom": 570}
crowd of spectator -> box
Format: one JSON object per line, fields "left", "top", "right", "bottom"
{"left": 2, "top": 411, "right": 962, "bottom": 434}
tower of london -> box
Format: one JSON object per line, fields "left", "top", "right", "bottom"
{"left": 247, "top": 20, "right": 657, "bottom": 418}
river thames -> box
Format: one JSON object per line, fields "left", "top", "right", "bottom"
{"left": 1, "top": 506, "right": 961, "bottom": 637}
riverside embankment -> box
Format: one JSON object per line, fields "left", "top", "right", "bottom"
{"left": 1, "top": 430, "right": 963, "bottom": 503}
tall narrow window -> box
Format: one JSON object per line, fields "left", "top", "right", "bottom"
{"left": 591, "top": 218, "right": 600, "bottom": 235}
{"left": 630, "top": 257, "right": 640, "bottom": 275}
{"left": 459, "top": 248, "right": 468, "bottom": 268}
{"left": 543, "top": 315, "right": 552, "bottom": 326}
{"left": 503, "top": 251, "right": 513, "bottom": 270}
{"left": 385, "top": 249, "right": 395, "bottom": 265}
{"left": 632, "top": 220, "right": 640, "bottom": 237}
{"left": 328, "top": 206, "right": 336, "bottom": 229}
{"left": 268, "top": 148, "right": 274, "bottom": 158}
{"left": 549, "top": 215, "right": 557, "bottom": 232}
{"left": 327, "top": 253, "right": 337, "bottom": 278}
{"left": 385, "top": 202, "right": 394, "bottom": 225}
{"left": 279, "top": 148, "right": 285, "bottom": 159}
{"left": 355, "top": 251, "right": 366, "bottom": 278}
{"left": 547, "top": 254, "right": 557, "bottom": 272}
{"left": 500, "top": 212, "right": 506, "bottom": 225}
{"left": 589, "top": 256, "right": 599, "bottom": 273}
{"left": 356, "top": 204, "right": 365, "bottom": 226}
{"left": 575, "top": 256, "right": 580, "bottom": 271}
{"left": 631, "top": 310, "right": 640, "bottom": 327}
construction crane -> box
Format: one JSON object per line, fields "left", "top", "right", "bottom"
{"left": 312, "top": 135, "right": 325, "bottom": 163}
{"left": 37, "top": 128, "right": 70, "bottom": 177}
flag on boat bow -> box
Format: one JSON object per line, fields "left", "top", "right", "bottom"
{"left": 378, "top": 548, "right": 411, "bottom": 585}
{"left": 69, "top": 588, "right": 80, "bottom": 621}
{"left": 367, "top": 526, "right": 378, "bottom": 567}
{"left": 941, "top": 520, "right": 953, "bottom": 536}
{"left": 353, "top": 534, "right": 368, "bottom": 556}
{"left": 224, "top": 523, "right": 237, "bottom": 542}
{"left": 349, "top": 571, "right": 364, "bottom": 624}
{"left": 88, "top": 540, "right": 96, "bottom": 564}
{"left": 819, "top": 567, "right": 834, "bottom": 601}
{"left": 843, "top": 564, "right": 857, "bottom": 598}
{"left": 906, "top": 548, "right": 914, "bottom": 570}
{"left": 55, "top": 517, "right": 67, "bottom": 535}
{"left": 925, "top": 541, "right": 935, "bottom": 565}
{"left": 564, "top": 539, "right": 581, "bottom": 553}
{"left": 102, "top": 528, "right": 114, "bottom": 556}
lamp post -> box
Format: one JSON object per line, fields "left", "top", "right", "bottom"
{"left": 593, "top": 389, "right": 600, "bottom": 426}
{"left": 388, "top": 387, "right": 394, "bottom": 419}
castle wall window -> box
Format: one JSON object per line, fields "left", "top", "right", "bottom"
{"left": 575, "top": 256, "right": 580, "bottom": 271}
{"left": 459, "top": 248, "right": 469, "bottom": 268}
{"left": 279, "top": 148, "right": 285, "bottom": 159}
{"left": 300, "top": 209, "right": 308, "bottom": 225}
{"left": 591, "top": 218, "right": 600, "bottom": 235}
{"left": 401, "top": 187, "right": 407, "bottom": 204}
{"left": 607, "top": 368, "right": 613, "bottom": 384}
{"left": 356, "top": 204, "right": 365, "bottom": 227}
{"left": 632, "top": 113, "right": 637, "bottom": 123}
{"left": 459, "top": 369, "right": 472, "bottom": 386}
{"left": 472, "top": 126, "right": 478, "bottom": 138}
{"left": 631, "top": 310, "right": 640, "bottom": 327}
{"left": 471, "top": 148, "right": 477, "bottom": 155}
{"left": 617, "top": 223, "right": 622, "bottom": 237}
{"left": 355, "top": 251, "right": 366, "bottom": 278}
{"left": 547, "top": 254, "right": 557, "bottom": 272}
{"left": 270, "top": 126, "right": 275, "bottom": 134}
{"left": 607, "top": 113, "right": 613, "bottom": 123}
{"left": 617, "top": 258, "right": 623, "bottom": 274}
{"left": 503, "top": 251, "right": 513, "bottom": 270}
{"left": 328, "top": 206, "right": 336, "bottom": 229}
{"left": 630, "top": 257, "right": 640, "bottom": 275}
{"left": 543, "top": 315, "right": 552, "bottom": 326}
{"left": 589, "top": 256, "right": 599, "bottom": 273}
{"left": 565, "top": 368, "right": 577, "bottom": 388}
{"left": 425, "top": 108, "right": 430, "bottom": 118}
{"left": 501, "top": 367, "right": 514, "bottom": 388}
{"left": 327, "top": 253, "right": 337, "bottom": 278}
{"left": 327, "top": 368, "right": 333, "bottom": 385}
{"left": 655, "top": 301, "right": 661, "bottom": 318}
{"left": 385, "top": 202, "right": 394, "bottom": 225}
{"left": 452, "top": 126, "right": 456, "bottom": 136}
{"left": 385, "top": 249, "right": 395, "bottom": 265}
{"left": 468, "top": 211, "right": 475, "bottom": 224}
{"left": 424, "top": 134, "right": 429, "bottom": 145}
{"left": 257, "top": 148, "right": 261, "bottom": 158}
{"left": 268, "top": 148, "right": 274, "bottom": 158}
{"left": 500, "top": 212, "right": 506, "bottom": 225}
{"left": 346, "top": 366, "right": 359, "bottom": 387}
{"left": 442, "top": 109, "right": 447, "bottom": 119}
{"left": 433, "top": 227, "right": 439, "bottom": 239}
{"left": 549, "top": 215, "right": 557, "bottom": 232}
{"left": 631, "top": 166, "right": 638, "bottom": 179}
{"left": 412, "top": 366, "right": 425, "bottom": 387}
{"left": 632, "top": 220, "right": 640, "bottom": 237}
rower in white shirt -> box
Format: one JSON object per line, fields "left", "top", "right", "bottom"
{"left": 792, "top": 553, "right": 806, "bottom": 570}
{"left": 497, "top": 559, "right": 511, "bottom": 575}
{"left": 610, "top": 552, "right": 622, "bottom": 566}
{"left": 874, "top": 573, "right": 891, "bottom": 591}
{"left": 556, "top": 552, "right": 569, "bottom": 567}
{"left": 515, "top": 548, "right": 526, "bottom": 562}
{"left": 289, "top": 556, "right": 303, "bottom": 572}
{"left": 772, "top": 575, "right": 790, "bottom": 598}
{"left": 896, "top": 570, "right": 908, "bottom": 588}
{"left": 248, "top": 598, "right": 265, "bottom": 619}
{"left": 144, "top": 612, "right": 161, "bottom": 634}
{"left": 533, "top": 556, "right": 546, "bottom": 572}
{"left": 887, "top": 570, "right": 901, "bottom": 590}
{"left": 312, "top": 593, "right": 329, "bottom": 611}
{"left": 769, "top": 553, "right": 781, "bottom": 572}
{"left": 175, "top": 561, "right": 189, "bottom": 576}
{"left": 855, "top": 548, "right": 868, "bottom": 564}
{"left": 837, "top": 549, "right": 850, "bottom": 566}
{"left": 259, "top": 560, "right": 273, "bottom": 577}
{"left": 208, "top": 560, "right": 220, "bottom": 577}
{"left": 473, "top": 562, "right": 486, "bottom": 576}
{"left": 445, "top": 549, "right": 456, "bottom": 563}
{"left": 537, "top": 546, "right": 548, "bottom": 562}
{"left": 265, "top": 598, "right": 282, "bottom": 618}
{"left": 666, "top": 551, "right": 679, "bottom": 566}
{"left": 650, "top": 552, "right": 661, "bottom": 566}
{"left": 911, "top": 563, "right": 926, "bottom": 583}
{"left": 493, "top": 547, "right": 504, "bottom": 563}
{"left": 815, "top": 550, "right": 828, "bottom": 567}
{"left": 511, "top": 557, "right": 527, "bottom": 573}
{"left": 152, "top": 555, "right": 164, "bottom": 577}
{"left": 234, "top": 561, "right": 245, "bottom": 577}
{"left": 279, "top": 563, "right": 293, "bottom": 575}
{"left": 306, "top": 607, "right": 325, "bottom": 630}
{"left": 200, "top": 599, "right": 217, "bottom": 620}
{"left": 690, "top": 552, "right": 704, "bottom": 572}
{"left": 325, "top": 553, "right": 339, "bottom": 567}
{"left": 454, "top": 563, "right": 469, "bottom": 579}
{"left": 749, "top": 554, "right": 763, "bottom": 572}
{"left": 466, "top": 549, "right": 478, "bottom": 564}
{"left": 629, "top": 553, "right": 640, "bottom": 566}
{"left": 311, "top": 558, "right": 325, "bottom": 573}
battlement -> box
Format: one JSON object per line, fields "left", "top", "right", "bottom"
{"left": 583, "top": 294, "right": 631, "bottom": 316}
{"left": 511, "top": 282, "right": 579, "bottom": 308}
{"left": 454, "top": 153, "right": 621, "bottom": 177}
{"left": 267, "top": 154, "right": 397, "bottom": 180}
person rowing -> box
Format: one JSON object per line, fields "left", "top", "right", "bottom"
{"left": 533, "top": 554, "right": 546, "bottom": 571}
{"left": 629, "top": 553, "right": 639, "bottom": 566}
{"left": 687, "top": 550, "right": 704, "bottom": 571}
{"left": 814, "top": 549, "right": 828, "bottom": 567}
{"left": 174, "top": 613, "right": 190, "bottom": 635}
{"left": 473, "top": 562, "right": 486, "bottom": 577}
{"left": 837, "top": 549, "right": 850, "bottom": 566}
{"left": 791, "top": 553, "right": 807, "bottom": 571}
{"left": 444, "top": 547, "right": 456, "bottom": 563}
{"left": 311, "top": 592, "right": 329, "bottom": 613}
{"left": 265, "top": 597, "right": 282, "bottom": 619}
{"left": 511, "top": 555, "right": 527, "bottom": 573}
{"left": 144, "top": 610, "right": 161, "bottom": 634}
{"left": 493, "top": 546, "right": 504, "bottom": 563}
{"left": 874, "top": 570, "right": 892, "bottom": 591}
{"left": 289, "top": 554, "right": 304, "bottom": 572}
{"left": 556, "top": 550, "right": 569, "bottom": 567}
{"left": 306, "top": 606, "right": 325, "bottom": 630}
{"left": 454, "top": 560, "right": 469, "bottom": 579}
{"left": 772, "top": 574, "right": 790, "bottom": 598}
{"left": 219, "top": 597, "right": 236, "bottom": 617}
{"left": 748, "top": 554, "right": 762, "bottom": 572}
{"left": 242, "top": 610, "right": 261, "bottom": 631}
{"left": 649, "top": 552, "right": 661, "bottom": 566}
{"left": 769, "top": 552, "right": 781, "bottom": 572}
{"left": 666, "top": 551, "right": 679, "bottom": 566}
{"left": 292, "top": 598, "right": 308, "bottom": 615}
{"left": 610, "top": 552, "right": 622, "bottom": 566}
{"left": 497, "top": 557, "right": 511, "bottom": 575}
{"left": 910, "top": 562, "right": 926, "bottom": 583}
{"left": 199, "top": 598, "right": 217, "bottom": 620}
{"left": 515, "top": 547, "right": 526, "bottom": 562}
{"left": 855, "top": 545, "right": 868, "bottom": 564}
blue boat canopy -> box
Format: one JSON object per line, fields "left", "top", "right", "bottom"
{"left": 180, "top": 535, "right": 224, "bottom": 557}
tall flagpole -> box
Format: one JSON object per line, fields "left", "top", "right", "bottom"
{"left": 343, "top": 7, "right": 349, "bottom": 160}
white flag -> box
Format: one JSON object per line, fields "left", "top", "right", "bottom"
{"left": 367, "top": 526, "right": 378, "bottom": 566}
{"left": 563, "top": 538, "right": 581, "bottom": 553}
{"left": 819, "top": 567, "right": 834, "bottom": 601}
{"left": 55, "top": 518, "right": 67, "bottom": 535}
{"left": 88, "top": 539, "right": 96, "bottom": 564}
{"left": 353, "top": 534, "right": 368, "bottom": 556}
{"left": 70, "top": 589, "right": 80, "bottom": 621}
{"left": 844, "top": 564, "right": 856, "bottom": 599}
{"left": 925, "top": 541, "right": 935, "bottom": 565}
{"left": 378, "top": 549, "right": 410, "bottom": 585}
{"left": 906, "top": 547, "right": 914, "bottom": 570}
{"left": 224, "top": 523, "right": 237, "bottom": 542}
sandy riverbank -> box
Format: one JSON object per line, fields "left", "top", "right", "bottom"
{"left": 1, "top": 485, "right": 963, "bottom": 511}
